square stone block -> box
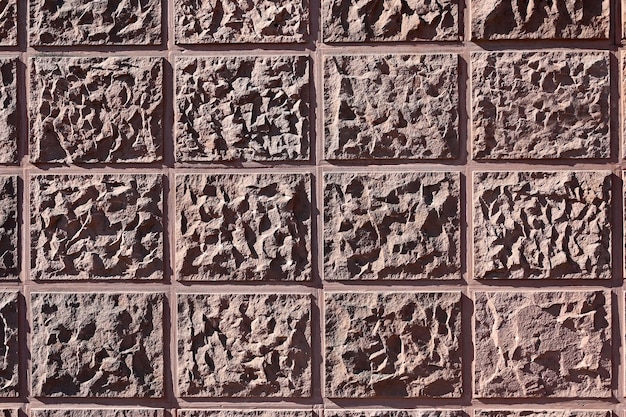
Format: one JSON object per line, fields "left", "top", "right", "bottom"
{"left": 29, "top": 0, "right": 161, "bottom": 45}
{"left": 322, "top": 0, "right": 458, "bottom": 42}
{"left": 326, "top": 412, "right": 464, "bottom": 417}
{"left": 0, "top": 176, "right": 18, "bottom": 279}
{"left": 31, "top": 292, "right": 164, "bottom": 397}
{"left": 473, "top": 171, "right": 611, "bottom": 280}
{"left": 472, "top": 52, "right": 610, "bottom": 160}
{"left": 324, "top": 172, "right": 460, "bottom": 280}
{"left": 324, "top": 54, "right": 458, "bottom": 160}
{"left": 474, "top": 291, "right": 611, "bottom": 398}
{"left": 0, "top": 292, "right": 18, "bottom": 397}
{"left": 30, "top": 57, "right": 163, "bottom": 164}
{"left": 476, "top": 412, "right": 610, "bottom": 417}
{"left": 179, "top": 412, "right": 311, "bottom": 417}
{"left": 32, "top": 411, "right": 163, "bottom": 417}
{"left": 0, "top": 0, "right": 16, "bottom": 45}
{"left": 176, "top": 173, "right": 311, "bottom": 281}
{"left": 325, "top": 292, "right": 462, "bottom": 398}
{"left": 175, "top": 0, "right": 308, "bottom": 43}
{"left": 472, "top": 0, "right": 609, "bottom": 40}
{"left": 0, "top": 58, "right": 17, "bottom": 163}
{"left": 31, "top": 174, "right": 163, "bottom": 281}
{"left": 177, "top": 293, "right": 311, "bottom": 397}
{"left": 176, "top": 56, "right": 309, "bottom": 162}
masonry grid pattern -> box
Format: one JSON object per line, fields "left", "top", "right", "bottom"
{"left": 0, "top": 1, "right": 624, "bottom": 417}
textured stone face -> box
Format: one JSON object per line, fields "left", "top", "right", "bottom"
{"left": 326, "top": 412, "right": 463, "bottom": 417}
{"left": 0, "top": 58, "right": 17, "bottom": 164}
{"left": 322, "top": 0, "right": 458, "bottom": 42}
{"left": 473, "top": 171, "right": 612, "bottom": 280}
{"left": 179, "top": 411, "right": 311, "bottom": 417}
{"left": 324, "top": 172, "right": 460, "bottom": 280}
{"left": 31, "top": 292, "right": 164, "bottom": 397}
{"left": 33, "top": 411, "right": 163, "bottom": 417}
{"left": 0, "top": 0, "right": 16, "bottom": 45}
{"left": 325, "top": 292, "right": 462, "bottom": 398}
{"left": 474, "top": 291, "right": 611, "bottom": 398}
{"left": 29, "top": 0, "right": 161, "bottom": 45}
{"left": 475, "top": 412, "right": 611, "bottom": 417}
{"left": 472, "top": 0, "right": 609, "bottom": 40}
{"left": 176, "top": 173, "right": 311, "bottom": 281}
{"left": 177, "top": 293, "right": 311, "bottom": 397}
{"left": 325, "top": 54, "right": 458, "bottom": 160}
{"left": 175, "top": 0, "right": 308, "bottom": 43}
{"left": 472, "top": 52, "right": 610, "bottom": 160}
{"left": 0, "top": 293, "right": 18, "bottom": 397}
{"left": 30, "top": 57, "right": 163, "bottom": 164}
{"left": 31, "top": 174, "right": 163, "bottom": 281}
{"left": 0, "top": 176, "right": 17, "bottom": 280}
{"left": 176, "top": 56, "right": 309, "bottom": 162}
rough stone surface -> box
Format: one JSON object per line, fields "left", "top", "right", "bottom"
{"left": 30, "top": 57, "right": 163, "bottom": 164}
{"left": 0, "top": 58, "right": 17, "bottom": 164}
{"left": 29, "top": 0, "right": 161, "bottom": 45}
{"left": 0, "top": 176, "right": 17, "bottom": 280}
{"left": 473, "top": 171, "right": 612, "bottom": 280}
{"left": 326, "top": 412, "right": 463, "bottom": 417}
{"left": 176, "top": 56, "right": 309, "bottom": 162}
{"left": 322, "top": 0, "right": 458, "bottom": 42}
{"left": 33, "top": 411, "right": 163, "bottom": 417}
{"left": 474, "top": 291, "right": 611, "bottom": 398}
{"left": 31, "top": 174, "right": 163, "bottom": 281}
{"left": 475, "top": 412, "right": 610, "bottom": 417}
{"left": 0, "top": 1, "right": 16, "bottom": 46}
{"left": 325, "top": 292, "right": 462, "bottom": 398}
{"left": 175, "top": 0, "right": 308, "bottom": 43}
{"left": 0, "top": 293, "right": 18, "bottom": 397}
{"left": 177, "top": 293, "right": 311, "bottom": 397}
{"left": 472, "top": 0, "right": 609, "bottom": 40}
{"left": 472, "top": 51, "right": 610, "bottom": 160}
{"left": 179, "top": 411, "right": 310, "bottom": 417}
{"left": 324, "top": 54, "right": 458, "bottom": 160}
{"left": 31, "top": 292, "right": 164, "bottom": 397}
{"left": 324, "top": 172, "right": 460, "bottom": 280}
{"left": 0, "top": 411, "right": 14, "bottom": 417}
{"left": 176, "top": 173, "right": 311, "bottom": 281}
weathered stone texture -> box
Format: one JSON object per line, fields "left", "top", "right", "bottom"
{"left": 176, "top": 173, "right": 311, "bottom": 281}
{"left": 0, "top": 176, "right": 17, "bottom": 279}
{"left": 472, "top": 52, "right": 610, "bottom": 160}
{"left": 176, "top": 56, "right": 309, "bottom": 162}
{"left": 177, "top": 293, "right": 311, "bottom": 397}
{"left": 474, "top": 291, "right": 611, "bottom": 398}
{"left": 323, "top": 0, "right": 458, "bottom": 42}
{"left": 472, "top": 0, "right": 609, "bottom": 40}
{"left": 0, "top": 411, "right": 15, "bottom": 417}
{"left": 31, "top": 292, "right": 164, "bottom": 397}
{"left": 0, "top": 1, "right": 16, "bottom": 45}
{"left": 473, "top": 171, "right": 611, "bottom": 280}
{"left": 31, "top": 174, "right": 163, "bottom": 281}
{"left": 176, "top": 0, "right": 308, "bottom": 43}
{"left": 0, "top": 58, "right": 17, "bottom": 164}
{"left": 29, "top": 0, "right": 161, "bottom": 45}
{"left": 324, "top": 172, "right": 460, "bottom": 280}
{"left": 0, "top": 293, "right": 18, "bottom": 397}
{"left": 325, "top": 54, "right": 458, "bottom": 160}
{"left": 33, "top": 411, "right": 163, "bottom": 417}
{"left": 475, "top": 412, "right": 611, "bottom": 417}
{"left": 325, "top": 292, "right": 462, "bottom": 398}
{"left": 179, "top": 411, "right": 310, "bottom": 417}
{"left": 30, "top": 57, "right": 163, "bottom": 164}
{"left": 326, "top": 412, "right": 464, "bottom": 417}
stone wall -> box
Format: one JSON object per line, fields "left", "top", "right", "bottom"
{"left": 0, "top": 0, "right": 623, "bottom": 417}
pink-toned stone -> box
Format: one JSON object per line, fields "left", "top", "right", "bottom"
{"left": 0, "top": 58, "right": 17, "bottom": 163}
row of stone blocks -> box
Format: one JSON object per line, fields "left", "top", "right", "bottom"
{"left": 0, "top": 170, "right": 613, "bottom": 281}
{"left": 0, "top": 412, "right": 617, "bottom": 417}
{"left": 0, "top": 0, "right": 613, "bottom": 45}
{"left": 0, "top": 51, "right": 618, "bottom": 163}
{"left": 0, "top": 290, "right": 614, "bottom": 398}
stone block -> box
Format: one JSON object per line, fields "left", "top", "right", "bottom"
{"left": 30, "top": 57, "right": 163, "bottom": 164}
{"left": 324, "top": 172, "right": 460, "bottom": 280}
{"left": 324, "top": 54, "right": 458, "bottom": 160}
{"left": 0, "top": 412, "right": 15, "bottom": 417}
{"left": 0, "top": 0, "right": 16, "bottom": 46}
{"left": 0, "top": 292, "right": 18, "bottom": 397}
{"left": 31, "top": 292, "right": 164, "bottom": 397}
{"left": 0, "top": 176, "right": 17, "bottom": 279}
{"left": 326, "top": 412, "right": 464, "bottom": 417}
{"left": 177, "top": 293, "right": 311, "bottom": 397}
{"left": 178, "top": 411, "right": 311, "bottom": 417}
{"left": 29, "top": 0, "right": 161, "bottom": 45}
{"left": 32, "top": 411, "right": 163, "bottom": 417}
{"left": 322, "top": 0, "right": 458, "bottom": 42}
{"left": 473, "top": 171, "right": 611, "bottom": 280}
{"left": 474, "top": 291, "right": 611, "bottom": 398}
{"left": 472, "top": 51, "right": 610, "bottom": 160}
{"left": 475, "top": 412, "right": 611, "bottom": 417}
{"left": 31, "top": 174, "right": 163, "bottom": 281}
{"left": 472, "top": 0, "right": 609, "bottom": 40}
{"left": 176, "top": 56, "right": 309, "bottom": 162}
{"left": 176, "top": 173, "right": 311, "bottom": 281}
{"left": 175, "top": 0, "right": 308, "bottom": 43}
{"left": 325, "top": 292, "right": 462, "bottom": 398}
{"left": 0, "top": 58, "right": 17, "bottom": 163}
